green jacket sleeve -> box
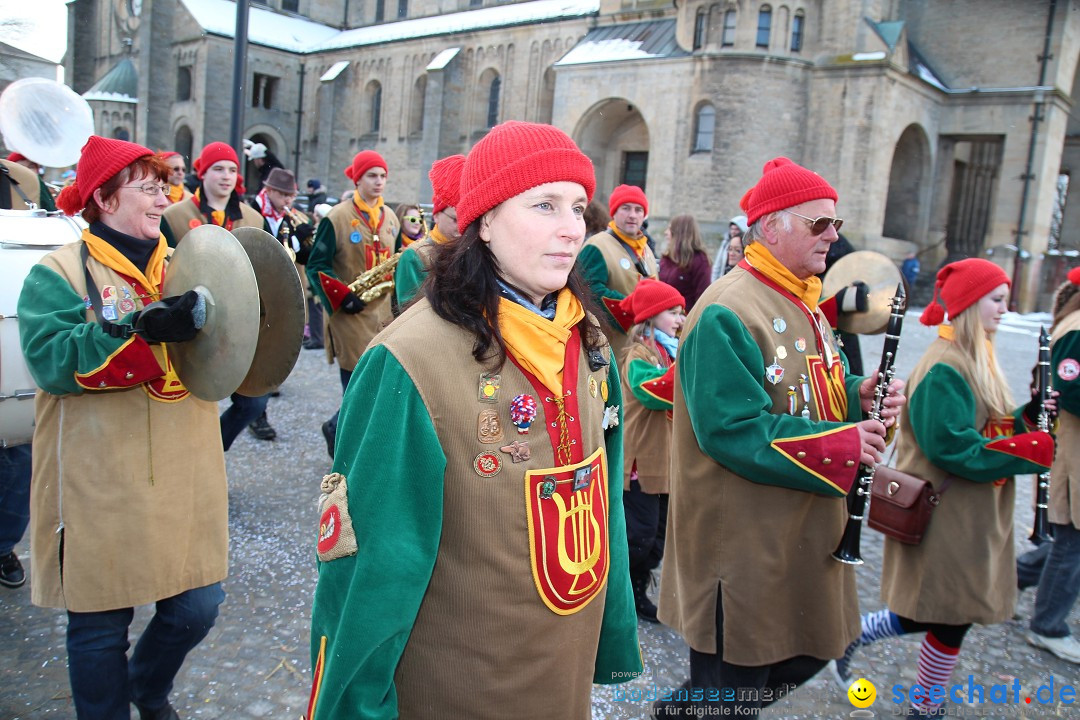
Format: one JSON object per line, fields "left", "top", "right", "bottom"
{"left": 908, "top": 363, "right": 1048, "bottom": 482}
{"left": 307, "top": 217, "right": 340, "bottom": 310}
{"left": 680, "top": 304, "right": 859, "bottom": 496}
{"left": 627, "top": 358, "right": 673, "bottom": 411}
{"left": 17, "top": 263, "right": 150, "bottom": 395}
{"left": 593, "top": 356, "right": 644, "bottom": 683}
{"left": 577, "top": 244, "right": 626, "bottom": 326}
{"left": 309, "top": 345, "right": 445, "bottom": 720}
{"left": 37, "top": 179, "right": 56, "bottom": 211}
{"left": 393, "top": 246, "right": 425, "bottom": 307}
{"left": 1053, "top": 329, "right": 1080, "bottom": 417}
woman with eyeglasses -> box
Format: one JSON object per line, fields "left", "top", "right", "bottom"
{"left": 394, "top": 202, "right": 427, "bottom": 251}
{"left": 160, "top": 151, "right": 193, "bottom": 204}
{"left": 830, "top": 259, "right": 1055, "bottom": 714}
{"left": 18, "top": 136, "right": 227, "bottom": 720}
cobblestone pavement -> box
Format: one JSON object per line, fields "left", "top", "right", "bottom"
{"left": 2, "top": 311, "right": 1077, "bottom": 719}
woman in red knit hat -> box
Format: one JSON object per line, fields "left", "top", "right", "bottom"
{"left": 615, "top": 278, "right": 685, "bottom": 623}
{"left": 1015, "top": 265, "right": 1080, "bottom": 665}
{"left": 832, "top": 258, "right": 1057, "bottom": 713}
{"left": 307, "top": 122, "right": 641, "bottom": 720}
{"left": 19, "top": 136, "right": 226, "bottom": 720}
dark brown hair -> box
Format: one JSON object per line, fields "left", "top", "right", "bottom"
{"left": 423, "top": 219, "right": 607, "bottom": 367}
{"left": 662, "top": 213, "right": 706, "bottom": 268}
{"left": 81, "top": 154, "right": 170, "bottom": 224}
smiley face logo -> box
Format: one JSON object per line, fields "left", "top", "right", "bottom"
{"left": 847, "top": 678, "right": 876, "bottom": 708}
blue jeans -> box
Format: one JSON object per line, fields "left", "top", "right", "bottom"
{"left": 66, "top": 582, "right": 225, "bottom": 720}
{"left": 1022, "top": 523, "right": 1080, "bottom": 638}
{"left": 219, "top": 393, "right": 270, "bottom": 451}
{"left": 0, "top": 444, "right": 32, "bottom": 554}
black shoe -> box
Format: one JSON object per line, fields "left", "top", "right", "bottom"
{"left": 0, "top": 551, "right": 25, "bottom": 588}
{"left": 303, "top": 338, "right": 324, "bottom": 350}
{"left": 248, "top": 413, "right": 277, "bottom": 441}
{"left": 269, "top": 390, "right": 281, "bottom": 397}
{"left": 631, "top": 570, "right": 659, "bottom": 623}
{"left": 134, "top": 702, "right": 181, "bottom": 720}
{"left": 322, "top": 419, "right": 336, "bottom": 459}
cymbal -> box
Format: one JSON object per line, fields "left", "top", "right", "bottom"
{"left": 231, "top": 227, "right": 306, "bottom": 397}
{"left": 821, "top": 251, "right": 905, "bottom": 335}
{"left": 163, "top": 225, "right": 260, "bottom": 401}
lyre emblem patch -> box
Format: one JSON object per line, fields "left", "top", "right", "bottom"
{"left": 524, "top": 446, "right": 609, "bottom": 615}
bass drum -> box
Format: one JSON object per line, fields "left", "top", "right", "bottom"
{"left": 0, "top": 210, "right": 83, "bottom": 447}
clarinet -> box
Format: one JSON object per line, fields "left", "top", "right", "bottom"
{"left": 832, "top": 283, "right": 907, "bottom": 565}
{"left": 1029, "top": 325, "right": 1053, "bottom": 545}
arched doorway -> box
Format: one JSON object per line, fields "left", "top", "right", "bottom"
{"left": 573, "top": 99, "right": 650, "bottom": 204}
{"left": 173, "top": 125, "right": 193, "bottom": 165}
{"left": 882, "top": 124, "right": 931, "bottom": 244}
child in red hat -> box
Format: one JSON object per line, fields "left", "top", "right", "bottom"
{"left": 616, "top": 277, "right": 685, "bottom": 622}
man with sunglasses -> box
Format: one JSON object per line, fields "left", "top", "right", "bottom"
{"left": 656, "top": 157, "right": 905, "bottom": 717}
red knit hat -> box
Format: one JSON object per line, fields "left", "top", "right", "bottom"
{"left": 345, "top": 150, "right": 388, "bottom": 184}
{"left": 1069, "top": 266, "right": 1080, "bottom": 286}
{"left": 193, "top": 142, "right": 240, "bottom": 178}
{"left": 456, "top": 121, "right": 595, "bottom": 234}
{"left": 429, "top": 154, "right": 465, "bottom": 215}
{"left": 619, "top": 278, "right": 685, "bottom": 325}
{"left": 740, "top": 157, "right": 838, "bottom": 226}
{"left": 7, "top": 152, "right": 27, "bottom": 163}
{"left": 192, "top": 142, "right": 244, "bottom": 194}
{"left": 919, "top": 258, "right": 1011, "bottom": 326}
{"left": 608, "top": 184, "right": 648, "bottom": 217}
{"left": 55, "top": 135, "right": 152, "bottom": 216}
{"left": 159, "top": 151, "right": 181, "bottom": 160}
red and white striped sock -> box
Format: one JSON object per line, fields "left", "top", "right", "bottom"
{"left": 911, "top": 632, "right": 961, "bottom": 714}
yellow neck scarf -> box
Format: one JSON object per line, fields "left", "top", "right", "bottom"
{"left": 82, "top": 228, "right": 167, "bottom": 296}
{"left": 607, "top": 221, "right": 648, "bottom": 257}
{"left": 353, "top": 194, "right": 384, "bottom": 234}
{"left": 744, "top": 242, "right": 823, "bottom": 311}
{"left": 167, "top": 183, "right": 184, "bottom": 204}
{"left": 430, "top": 225, "right": 451, "bottom": 245}
{"left": 497, "top": 288, "right": 585, "bottom": 397}
{"left": 939, "top": 324, "right": 996, "bottom": 359}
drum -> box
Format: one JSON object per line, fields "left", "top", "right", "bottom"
{"left": 0, "top": 210, "right": 82, "bottom": 446}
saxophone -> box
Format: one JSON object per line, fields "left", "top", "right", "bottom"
{"left": 348, "top": 251, "right": 402, "bottom": 303}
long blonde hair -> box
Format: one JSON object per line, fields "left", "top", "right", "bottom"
{"left": 663, "top": 214, "right": 706, "bottom": 268}
{"left": 949, "top": 304, "right": 1013, "bottom": 419}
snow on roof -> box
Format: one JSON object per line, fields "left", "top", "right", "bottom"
{"left": 82, "top": 91, "right": 137, "bottom": 103}
{"left": 180, "top": 0, "right": 340, "bottom": 53}
{"left": 317, "top": 0, "right": 597, "bottom": 52}
{"left": 555, "top": 19, "right": 685, "bottom": 66}
{"left": 320, "top": 60, "right": 349, "bottom": 82}
{"left": 427, "top": 47, "right": 460, "bottom": 71}
{"left": 180, "top": 0, "right": 597, "bottom": 54}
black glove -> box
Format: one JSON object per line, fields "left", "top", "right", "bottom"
{"left": 134, "top": 290, "right": 201, "bottom": 343}
{"left": 340, "top": 291, "right": 366, "bottom": 314}
{"left": 837, "top": 281, "right": 870, "bottom": 313}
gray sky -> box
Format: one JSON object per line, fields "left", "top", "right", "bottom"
{"left": 0, "top": 0, "right": 68, "bottom": 64}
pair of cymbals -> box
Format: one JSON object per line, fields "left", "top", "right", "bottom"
{"left": 163, "top": 225, "right": 305, "bottom": 402}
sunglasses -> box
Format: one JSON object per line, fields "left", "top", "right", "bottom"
{"left": 782, "top": 210, "right": 843, "bottom": 236}
{"left": 403, "top": 215, "right": 422, "bottom": 223}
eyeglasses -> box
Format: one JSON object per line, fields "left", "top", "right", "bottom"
{"left": 121, "top": 183, "right": 170, "bottom": 196}
{"left": 782, "top": 210, "right": 843, "bottom": 236}
{"left": 403, "top": 215, "right": 422, "bottom": 223}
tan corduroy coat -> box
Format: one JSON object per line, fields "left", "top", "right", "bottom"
{"left": 619, "top": 339, "right": 672, "bottom": 493}
{"left": 27, "top": 242, "right": 228, "bottom": 612}
{"left": 322, "top": 201, "right": 398, "bottom": 370}
{"left": 881, "top": 339, "right": 1018, "bottom": 625}
{"left": 1050, "top": 310, "right": 1080, "bottom": 528}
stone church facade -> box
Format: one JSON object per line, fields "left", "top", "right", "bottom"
{"left": 66, "top": 0, "right": 1080, "bottom": 310}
